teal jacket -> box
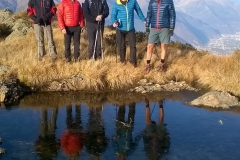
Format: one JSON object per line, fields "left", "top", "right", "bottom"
{"left": 111, "top": 0, "right": 145, "bottom": 31}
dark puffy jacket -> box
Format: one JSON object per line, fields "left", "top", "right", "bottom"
{"left": 27, "top": 0, "right": 57, "bottom": 25}
{"left": 83, "top": 0, "right": 109, "bottom": 24}
{"left": 146, "top": 0, "right": 176, "bottom": 29}
{"left": 58, "top": 0, "right": 85, "bottom": 30}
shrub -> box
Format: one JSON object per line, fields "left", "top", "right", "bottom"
{"left": 0, "top": 23, "right": 12, "bottom": 39}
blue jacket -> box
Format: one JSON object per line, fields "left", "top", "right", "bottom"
{"left": 111, "top": 0, "right": 145, "bottom": 31}
{"left": 146, "top": 0, "right": 176, "bottom": 29}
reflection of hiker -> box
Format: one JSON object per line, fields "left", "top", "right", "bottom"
{"left": 84, "top": 106, "right": 108, "bottom": 159}
{"left": 111, "top": 0, "right": 145, "bottom": 67}
{"left": 143, "top": 98, "right": 170, "bottom": 160}
{"left": 83, "top": 0, "right": 109, "bottom": 59}
{"left": 57, "top": 0, "right": 85, "bottom": 63}
{"left": 112, "top": 103, "right": 140, "bottom": 160}
{"left": 61, "top": 105, "right": 84, "bottom": 160}
{"left": 145, "top": 0, "right": 176, "bottom": 73}
{"left": 27, "top": 0, "right": 57, "bottom": 61}
{"left": 35, "top": 108, "right": 60, "bottom": 159}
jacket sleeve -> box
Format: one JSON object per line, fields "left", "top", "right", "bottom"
{"left": 169, "top": 0, "right": 176, "bottom": 29}
{"left": 101, "top": 0, "right": 109, "bottom": 19}
{"left": 79, "top": 4, "right": 85, "bottom": 27}
{"left": 146, "top": 0, "right": 152, "bottom": 27}
{"left": 134, "top": 0, "right": 145, "bottom": 22}
{"left": 27, "top": 0, "right": 37, "bottom": 21}
{"left": 57, "top": 3, "right": 65, "bottom": 30}
{"left": 111, "top": 4, "right": 117, "bottom": 24}
{"left": 44, "top": 0, "right": 57, "bottom": 20}
{"left": 83, "top": 0, "right": 96, "bottom": 22}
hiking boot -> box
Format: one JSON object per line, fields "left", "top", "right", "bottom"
{"left": 66, "top": 58, "right": 71, "bottom": 63}
{"left": 157, "top": 62, "right": 165, "bottom": 72}
{"left": 73, "top": 58, "right": 79, "bottom": 63}
{"left": 145, "top": 64, "right": 151, "bottom": 74}
{"left": 51, "top": 58, "right": 56, "bottom": 63}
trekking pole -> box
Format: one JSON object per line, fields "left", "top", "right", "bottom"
{"left": 38, "top": 23, "right": 41, "bottom": 61}
{"left": 92, "top": 22, "right": 99, "bottom": 62}
{"left": 99, "top": 22, "right": 104, "bottom": 62}
{"left": 114, "top": 20, "right": 118, "bottom": 63}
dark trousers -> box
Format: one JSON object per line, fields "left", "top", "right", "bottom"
{"left": 86, "top": 22, "right": 104, "bottom": 59}
{"left": 116, "top": 29, "right": 137, "bottom": 66}
{"left": 64, "top": 26, "right": 81, "bottom": 60}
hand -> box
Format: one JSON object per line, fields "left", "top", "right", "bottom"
{"left": 35, "top": 17, "right": 43, "bottom": 24}
{"left": 113, "top": 21, "right": 118, "bottom": 27}
{"left": 62, "top": 29, "right": 66, "bottom": 34}
{"left": 81, "top": 27, "right": 86, "bottom": 33}
{"left": 96, "top": 15, "right": 102, "bottom": 21}
{"left": 168, "top": 29, "right": 174, "bottom": 36}
{"left": 42, "top": 16, "right": 48, "bottom": 23}
{"left": 146, "top": 27, "right": 150, "bottom": 35}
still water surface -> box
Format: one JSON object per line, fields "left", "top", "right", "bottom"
{"left": 0, "top": 92, "right": 240, "bottom": 160}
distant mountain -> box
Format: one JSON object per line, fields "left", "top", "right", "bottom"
{"left": 0, "top": 0, "right": 61, "bottom": 12}
{"left": 1, "top": 0, "right": 240, "bottom": 54}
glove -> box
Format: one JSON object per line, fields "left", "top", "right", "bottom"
{"left": 146, "top": 27, "right": 150, "bottom": 35}
{"left": 81, "top": 27, "right": 86, "bottom": 33}
{"left": 34, "top": 17, "right": 43, "bottom": 24}
{"left": 42, "top": 16, "right": 48, "bottom": 23}
{"left": 168, "top": 29, "right": 174, "bottom": 37}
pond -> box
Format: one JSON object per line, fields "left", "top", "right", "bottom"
{"left": 0, "top": 91, "right": 240, "bottom": 160}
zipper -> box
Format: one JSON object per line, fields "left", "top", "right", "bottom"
{"left": 156, "top": 0, "right": 161, "bottom": 29}
{"left": 72, "top": 1, "right": 75, "bottom": 24}
{"left": 40, "top": 0, "right": 44, "bottom": 18}
{"left": 124, "top": 4, "right": 129, "bottom": 31}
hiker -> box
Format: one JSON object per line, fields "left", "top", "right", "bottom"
{"left": 83, "top": 0, "right": 109, "bottom": 60}
{"left": 35, "top": 108, "right": 60, "bottom": 159}
{"left": 84, "top": 106, "right": 108, "bottom": 159}
{"left": 112, "top": 103, "right": 141, "bottom": 160}
{"left": 58, "top": 0, "right": 85, "bottom": 63}
{"left": 111, "top": 0, "right": 145, "bottom": 67}
{"left": 145, "top": 0, "right": 176, "bottom": 73}
{"left": 27, "top": 0, "right": 57, "bottom": 62}
{"left": 143, "top": 97, "right": 170, "bottom": 159}
{"left": 61, "top": 105, "right": 85, "bottom": 159}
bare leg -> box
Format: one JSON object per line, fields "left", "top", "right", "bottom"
{"left": 145, "top": 97, "right": 152, "bottom": 124}
{"left": 146, "top": 44, "right": 154, "bottom": 61}
{"left": 160, "top": 43, "right": 168, "bottom": 60}
{"left": 146, "top": 44, "right": 154, "bottom": 73}
{"left": 158, "top": 44, "right": 168, "bottom": 71}
{"left": 158, "top": 100, "right": 164, "bottom": 124}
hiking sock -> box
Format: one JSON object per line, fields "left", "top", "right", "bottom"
{"left": 147, "top": 60, "right": 151, "bottom": 64}
{"left": 160, "top": 59, "right": 165, "bottom": 64}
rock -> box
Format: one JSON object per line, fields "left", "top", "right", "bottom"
{"left": 0, "top": 79, "right": 31, "bottom": 103}
{"left": 0, "top": 85, "right": 8, "bottom": 102}
{"left": 138, "top": 79, "right": 147, "bottom": 85}
{"left": 189, "top": 91, "right": 240, "bottom": 109}
{"left": 46, "top": 74, "right": 84, "bottom": 91}
{"left": 0, "top": 148, "right": 6, "bottom": 155}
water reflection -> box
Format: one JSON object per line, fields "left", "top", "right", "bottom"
{"left": 113, "top": 103, "right": 141, "bottom": 160}
{"left": 1, "top": 92, "right": 240, "bottom": 160}
{"left": 35, "top": 108, "right": 60, "bottom": 159}
{"left": 85, "top": 106, "right": 108, "bottom": 160}
{"left": 61, "top": 105, "right": 83, "bottom": 160}
{"left": 143, "top": 97, "right": 170, "bottom": 160}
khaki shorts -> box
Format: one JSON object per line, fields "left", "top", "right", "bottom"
{"left": 148, "top": 28, "right": 170, "bottom": 44}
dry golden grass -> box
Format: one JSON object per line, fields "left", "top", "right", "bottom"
{"left": 0, "top": 24, "right": 240, "bottom": 95}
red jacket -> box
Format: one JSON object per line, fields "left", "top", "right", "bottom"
{"left": 61, "top": 132, "right": 83, "bottom": 156}
{"left": 58, "top": 0, "right": 85, "bottom": 30}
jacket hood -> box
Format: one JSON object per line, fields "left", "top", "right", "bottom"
{"left": 116, "top": 0, "right": 128, "bottom": 5}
